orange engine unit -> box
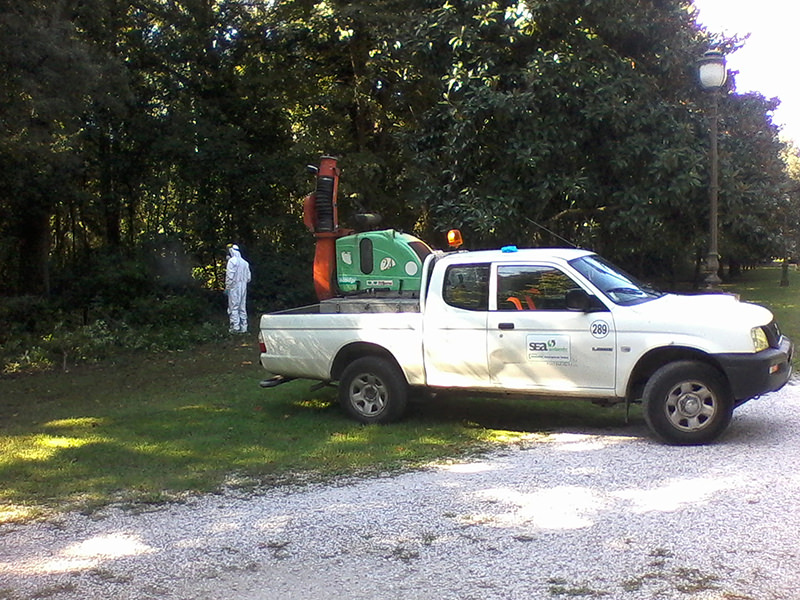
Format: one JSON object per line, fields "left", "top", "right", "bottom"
{"left": 303, "top": 156, "right": 351, "bottom": 300}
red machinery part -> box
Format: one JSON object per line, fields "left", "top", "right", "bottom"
{"left": 303, "top": 156, "right": 350, "bottom": 301}
{"left": 312, "top": 233, "right": 339, "bottom": 300}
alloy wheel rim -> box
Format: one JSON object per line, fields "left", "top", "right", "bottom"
{"left": 665, "top": 380, "right": 716, "bottom": 431}
{"left": 350, "top": 373, "right": 387, "bottom": 416}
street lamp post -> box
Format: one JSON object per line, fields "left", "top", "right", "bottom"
{"left": 697, "top": 50, "right": 727, "bottom": 290}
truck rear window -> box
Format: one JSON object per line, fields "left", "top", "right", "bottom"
{"left": 442, "top": 264, "right": 490, "bottom": 310}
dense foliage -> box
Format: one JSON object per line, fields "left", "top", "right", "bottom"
{"left": 1, "top": 0, "right": 798, "bottom": 344}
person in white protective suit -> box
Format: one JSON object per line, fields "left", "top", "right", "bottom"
{"left": 225, "top": 244, "right": 251, "bottom": 333}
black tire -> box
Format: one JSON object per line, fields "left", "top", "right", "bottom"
{"left": 338, "top": 357, "right": 408, "bottom": 424}
{"left": 642, "top": 361, "right": 733, "bottom": 445}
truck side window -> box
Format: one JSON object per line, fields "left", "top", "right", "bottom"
{"left": 443, "top": 265, "right": 489, "bottom": 310}
{"left": 497, "top": 265, "right": 577, "bottom": 311}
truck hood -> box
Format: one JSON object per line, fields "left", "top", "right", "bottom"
{"left": 624, "top": 293, "right": 773, "bottom": 329}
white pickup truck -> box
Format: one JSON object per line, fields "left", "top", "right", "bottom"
{"left": 258, "top": 246, "right": 793, "bottom": 444}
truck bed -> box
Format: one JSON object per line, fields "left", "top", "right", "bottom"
{"left": 259, "top": 299, "right": 424, "bottom": 383}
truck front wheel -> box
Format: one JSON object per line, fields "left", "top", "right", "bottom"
{"left": 642, "top": 361, "right": 733, "bottom": 445}
{"left": 339, "top": 357, "right": 408, "bottom": 424}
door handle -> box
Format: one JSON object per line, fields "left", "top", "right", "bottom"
{"left": 498, "top": 322, "right": 515, "bottom": 330}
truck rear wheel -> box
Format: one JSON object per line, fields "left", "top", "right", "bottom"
{"left": 642, "top": 361, "right": 733, "bottom": 445}
{"left": 339, "top": 357, "right": 408, "bottom": 424}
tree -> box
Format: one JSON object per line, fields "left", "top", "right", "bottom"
{"left": 0, "top": 0, "right": 795, "bottom": 308}
{"left": 0, "top": 0, "right": 100, "bottom": 294}
{"left": 717, "top": 92, "right": 790, "bottom": 271}
{"left": 398, "top": 0, "right": 715, "bottom": 274}
{"left": 777, "top": 141, "right": 800, "bottom": 273}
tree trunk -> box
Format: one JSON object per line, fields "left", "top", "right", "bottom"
{"left": 18, "top": 210, "right": 51, "bottom": 296}
{"left": 780, "top": 261, "right": 790, "bottom": 287}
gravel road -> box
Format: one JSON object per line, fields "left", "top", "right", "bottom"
{"left": 3, "top": 381, "right": 800, "bottom": 600}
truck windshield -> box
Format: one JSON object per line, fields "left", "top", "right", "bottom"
{"left": 569, "top": 255, "right": 662, "bottom": 306}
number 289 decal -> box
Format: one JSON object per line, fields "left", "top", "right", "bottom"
{"left": 590, "top": 320, "right": 610, "bottom": 339}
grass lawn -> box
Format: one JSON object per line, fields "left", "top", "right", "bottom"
{"left": 1, "top": 266, "right": 797, "bottom": 522}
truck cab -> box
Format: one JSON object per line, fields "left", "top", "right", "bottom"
{"left": 422, "top": 247, "right": 619, "bottom": 394}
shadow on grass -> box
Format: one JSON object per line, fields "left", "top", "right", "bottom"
{"left": 407, "top": 391, "right": 645, "bottom": 437}
{"left": 0, "top": 386, "right": 645, "bottom": 519}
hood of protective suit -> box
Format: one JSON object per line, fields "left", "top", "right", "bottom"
{"left": 228, "top": 244, "right": 241, "bottom": 259}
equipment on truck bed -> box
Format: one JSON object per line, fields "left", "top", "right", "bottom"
{"left": 336, "top": 229, "right": 431, "bottom": 294}
{"left": 303, "top": 156, "right": 432, "bottom": 300}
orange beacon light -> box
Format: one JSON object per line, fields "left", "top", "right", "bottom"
{"left": 447, "top": 229, "right": 463, "bottom": 249}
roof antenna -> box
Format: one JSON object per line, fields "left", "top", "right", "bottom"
{"left": 523, "top": 216, "right": 579, "bottom": 248}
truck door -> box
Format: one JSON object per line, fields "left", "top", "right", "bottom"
{"left": 422, "top": 263, "right": 491, "bottom": 388}
{"left": 487, "top": 263, "right": 616, "bottom": 393}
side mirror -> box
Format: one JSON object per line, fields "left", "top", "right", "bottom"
{"left": 566, "top": 288, "right": 593, "bottom": 312}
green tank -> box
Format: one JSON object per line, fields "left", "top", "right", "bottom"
{"left": 335, "top": 229, "right": 432, "bottom": 294}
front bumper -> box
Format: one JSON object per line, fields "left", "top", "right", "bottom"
{"left": 716, "top": 336, "right": 794, "bottom": 402}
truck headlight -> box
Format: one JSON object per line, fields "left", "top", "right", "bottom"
{"left": 751, "top": 327, "right": 769, "bottom": 352}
